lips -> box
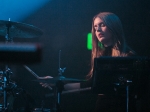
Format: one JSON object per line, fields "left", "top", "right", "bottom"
{"left": 98, "top": 33, "right": 104, "bottom": 38}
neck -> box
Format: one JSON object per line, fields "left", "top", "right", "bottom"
{"left": 103, "top": 40, "right": 114, "bottom": 47}
{"left": 103, "top": 43, "right": 113, "bottom": 47}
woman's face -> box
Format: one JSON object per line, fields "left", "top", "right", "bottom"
{"left": 94, "top": 17, "right": 113, "bottom": 47}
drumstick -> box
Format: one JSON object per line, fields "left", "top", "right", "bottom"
{"left": 23, "top": 65, "right": 53, "bottom": 90}
{"left": 24, "top": 65, "right": 53, "bottom": 79}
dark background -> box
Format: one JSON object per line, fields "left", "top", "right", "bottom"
{"left": 0, "top": 0, "right": 150, "bottom": 111}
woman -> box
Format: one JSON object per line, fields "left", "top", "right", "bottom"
{"left": 87, "top": 12, "right": 135, "bottom": 79}
{"left": 88, "top": 12, "right": 136, "bottom": 112}
{"left": 41, "top": 12, "right": 137, "bottom": 112}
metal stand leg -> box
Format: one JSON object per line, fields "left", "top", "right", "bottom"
{"left": 1, "top": 67, "right": 14, "bottom": 112}
{"left": 126, "top": 80, "right": 132, "bottom": 112}
{"left": 126, "top": 85, "right": 129, "bottom": 112}
{"left": 3, "top": 76, "right": 7, "bottom": 111}
{"left": 53, "top": 81, "right": 64, "bottom": 112}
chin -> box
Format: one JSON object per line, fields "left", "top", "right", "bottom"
{"left": 99, "top": 39, "right": 104, "bottom": 43}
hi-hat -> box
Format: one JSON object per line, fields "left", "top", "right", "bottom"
{"left": 34, "top": 75, "right": 86, "bottom": 84}
{"left": 0, "top": 20, "right": 43, "bottom": 38}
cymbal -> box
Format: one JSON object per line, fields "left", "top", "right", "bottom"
{"left": 0, "top": 20, "right": 43, "bottom": 38}
{"left": 34, "top": 75, "right": 86, "bottom": 84}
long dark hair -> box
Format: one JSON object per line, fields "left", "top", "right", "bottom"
{"left": 87, "top": 12, "right": 132, "bottom": 79}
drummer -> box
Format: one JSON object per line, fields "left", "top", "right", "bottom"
{"left": 65, "top": 12, "right": 138, "bottom": 112}
{"left": 41, "top": 12, "right": 147, "bottom": 111}
{"left": 89, "top": 12, "right": 137, "bottom": 112}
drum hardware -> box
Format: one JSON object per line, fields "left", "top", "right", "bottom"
{"left": 32, "top": 100, "right": 51, "bottom": 112}
{"left": 42, "top": 50, "right": 86, "bottom": 112}
{"left": 24, "top": 65, "right": 53, "bottom": 90}
{"left": 34, "top": 76, "right": 86, "bottom": 84}
{"left": 0, "top": 19, "right": 43, "bottom": 112}
{"left": 24, "top": 64, "right": 86, "bottom": 112}
{"left": 113, "top": 77, "right": 132, "bottom": 112}
{"left": 25, "top": 50, "right": 86, "bottom": 112}
{"left": 0, "top": 67, "right": 14, "bottom": 111}
{"left": 0, "top": 20, "right": 43, "bottom": 64}
{"left": 0, "top": 20, "right": 43, "bottom": 39}
{"left": 0, "top": 37, "right": 13, "bottom": 111}
{"left": 33, "top": 74, "right": 86, "bottom": 112}
{"left": 24, "top": 50, "right": 65, "bottom": 112}
{"left": 33, "top": 50, "right": 84, "bottom": 85}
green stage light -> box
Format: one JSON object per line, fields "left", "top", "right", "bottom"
{"left": 87, "top": 33, "right": 92, "bottom": 50}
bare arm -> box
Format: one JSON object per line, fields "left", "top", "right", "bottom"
{"left": 64, "top": 83, "right": 80, "bottom": 90}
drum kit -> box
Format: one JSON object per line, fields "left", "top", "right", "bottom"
{"left": 0, "top": 20, "right": 87, "bottom": 112}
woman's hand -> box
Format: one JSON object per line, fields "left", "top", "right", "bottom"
{"left": 40, "top": 82, "right": 53, "bottom": 90}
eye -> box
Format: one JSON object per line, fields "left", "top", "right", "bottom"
{"left": 94, "top": 25, "right": 98, "bottom": 30}
{"left": 100, "top": 23, "right": 105, "bottom": 27}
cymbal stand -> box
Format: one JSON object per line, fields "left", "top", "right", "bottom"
{"left": 118, "top": 77, "right": 132, "bottom": 112}
{"left": 2, "top": 67, "right": 12, "bottom": 111}
{"left": 53, "top": 79, "right": 64, "bottom": 112}
{"left": 126, "top": 80, "right": 132, "bottom": 112}
{"left": 2, "top": 20, "right": 13, "bottom": 111}
{"left": 5, "top": 20, "right": 13, "bottom": 43}
{"left": 53, "top": 50, "right": 65, "bottom": 112}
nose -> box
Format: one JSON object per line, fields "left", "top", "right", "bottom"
{"left": 96, "top": 26, "right": 102, "bottom": 32}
